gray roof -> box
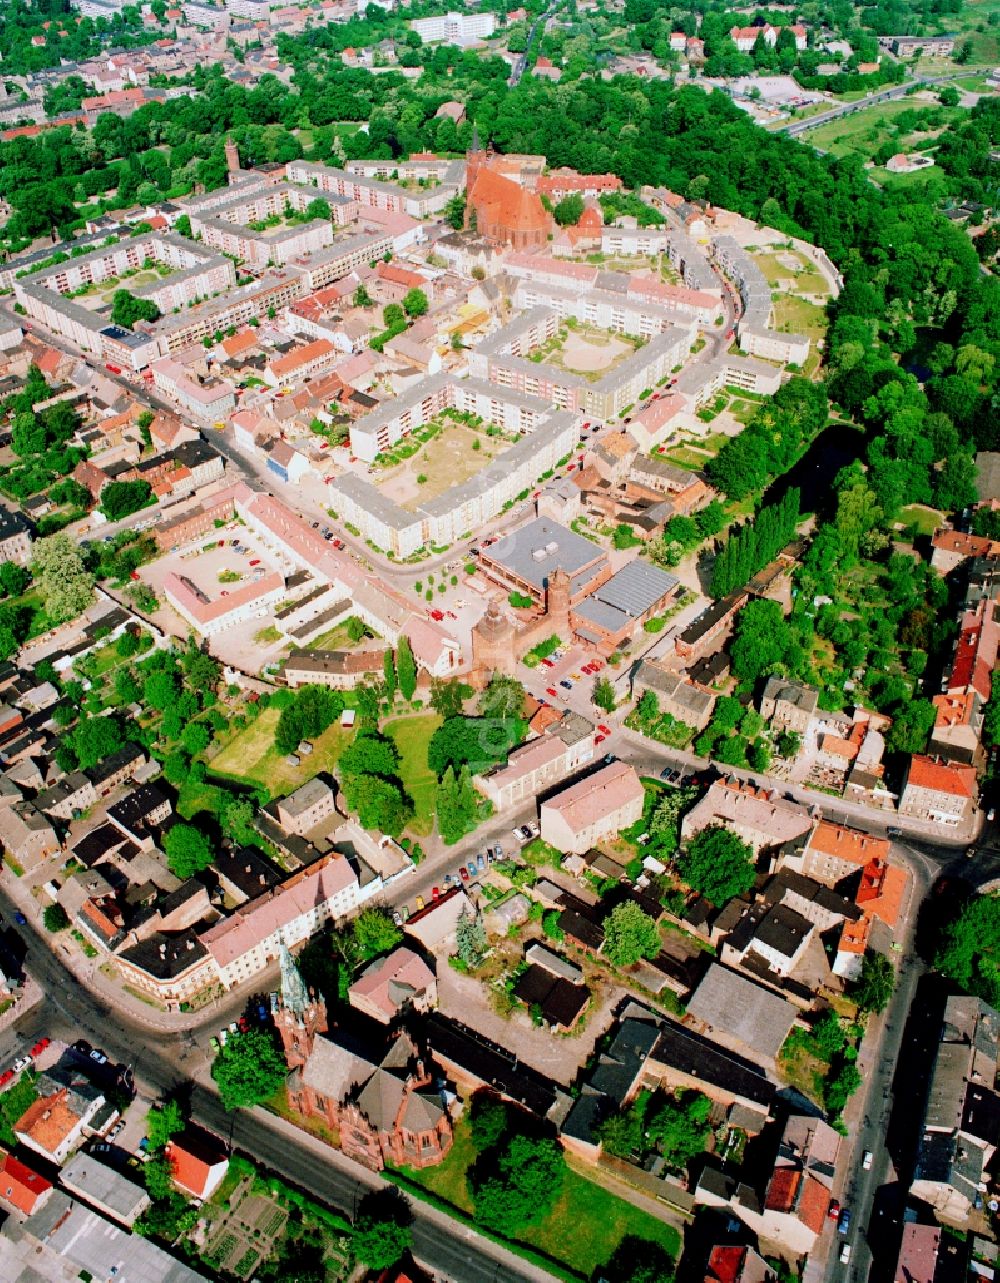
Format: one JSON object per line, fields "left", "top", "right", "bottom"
{"left": 575, "top": 560, "right": 679, "bottom": 633}
{"left": 482, "top": 516, "right": 604, "bottom": 591}
{"left": 686, "top": 963, "right": 798, "bottom": 1060}
{"left": 6, "top": 1190, "right": 207, "bottom": 1283}
{"left": 60, "top": 1153, "right": 149, "bottom": 1225}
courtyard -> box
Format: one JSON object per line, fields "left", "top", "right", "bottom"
{"left": 375, "top": 418, "right": 517, "bottom": 511}
{"left": 531, "top": 322, "right": 643, "bottom": 383}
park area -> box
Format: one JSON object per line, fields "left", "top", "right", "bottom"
{"left": 376, "top": 418, "right": 515, "bottom": 510}
{"left": 800, "top": 96, "right": 964, "bottom": 163}
{"left": 397, "top": 1117, "right": 680, "bottom": 1280}
{"left": 207, "top": 706, "right": 355, "bottom": 798}
{"left": 71, "top": 268, "right": 164, "bottom": 311}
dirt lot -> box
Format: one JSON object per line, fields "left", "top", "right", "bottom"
{"left": 378, "top": 422, "right": 514, "bottom": 511}
{"left": 559, "top": 329, "right": 635, "bottom": 376}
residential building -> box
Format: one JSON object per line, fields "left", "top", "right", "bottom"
{"left": 0, "top": 506, "right": 34, "bottom": 567}
{"left": 275, "top": 777, "right": 338, "bottom": 836}
{"left": 15, "top": 1084, "right": 106, "bottom": 1165}
{"left": 632, "top": 660, "right": 716, "bottom": 731}
{"left": 784, "top": 821, "right": 891, "bottom": 886}
{"left": 199, "top": 850, "right": 380, "bottom": 989}
{"left": 539, "top": 760, "right": 644, "bottom": 855}
{"left": 60, "top": 1153, "right": 150, "bottom": 1228}
{"left": 911, "top": 995, "right": 1000, "bottom": 1222}
{"left": 474, "top": 715, "right": 597, "bottom": 810}
{"left": 752, "top": 1114, "right": 839, "bottom": 1257}
{"left": 282, "top": 648, "right": 386, "bottom": 690}
{"left": 0, "top": 1150, "right": 53, "bottom": 1219}
{"left": 898, "top": 756, "right": 978, "bottom": 827}
{"left": 0, "top": 802, "right": 59, "bottom": 871}
{"left": 685, "top": 963, "right": 798, "bottom": 1066}
{"left": 348, "top": 947, "right": 437, "bottom": 1024}
{"left": 165, "top": 1128, "right": 229, "bottom": 1201}
{"left": 410, "top": 10, "right": 495, "bottom": 45}
{"left": 681, "top": 778, "right": 813, "bottom": 856}
{"left": 759, "top": 676, "right": 819, "bottom": 735}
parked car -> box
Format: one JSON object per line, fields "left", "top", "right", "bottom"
{"left": 476, "top": 853, "right": 485, "bottom": 870}
{"left": 218, "top": 1028, "right": 227, "bottom": 1046}
{"left": 595, "top": 734, "right": 606, "bottom": 745}
{"left": 109, "top": 1120, "right": 125, "bottom": 1140}
{"left": 0, "top": 1070, "right": 14, "bottom": 1087}
{"left": 74, "top": 1040, "right": 92, "bottom": 1055}
{"left": 862, "top": 1150, "right": 873, "bottom": 1170}
{"left": 392, "top": 910, "right": 403, "bottom": 926}
{"left": 13, "top": 911, "right": 26, "bottom": 925}
{"left": 459, "top": 866, "right": 470, "bottom": 881}
{"left": 89, "top": 1050, "right": 108, "bottom": 1066}
{"left": 432, "top": 886, "right": 440, "bottom": 900}
{"left": 12, "top": 1056, "right": 31, "bottom": 1073}
{"left": 541, "top": 658, "right": 554, "bottom": 668}
{"left": 546, "top": 687, "right": 559, "bottom": 698}
{"left": 598, "top": 725, "right": 611, "bottom": 735}
{"left": 839, "top": 1245, "right": 851, "bottom": 1266}
{"left": 559, "top": 679, "right": 573, "bottom": 690}
{"left": 415, "top": 895, "right": 424, "bottom": 911}
{"left": 466, "top": 861, "right": 477, "bottom": 878}
{"left": 838, "top": 1209, "right": 851, "bottom": 1236}
{"left": 828, "top": 1201, "right": 841, "bottom": 1220}
{"left": 29, "top": 1038, "right": 50, "bottom": 1058}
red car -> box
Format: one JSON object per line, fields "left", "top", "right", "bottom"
{"left": 249, "top": 559, "right": 261, "bottom": 566}
{"left": 432, "top": 886, "right": 440, "bottom": 899}
{"left": 459, "top": 866, "right": 470, "bottom": 881}
{"left": 595, "top": 734, "right": 606, "bottom": 744}
{"left": 591, "top": 659, "right": 604, "bottom": 670}
{"left": 0, "top": 1070, "right": 13, "bottom": 1087}
{"left": 599, "top": 724, "right": 611, "bottom": 735}
{"left": 29, "top": 1038, "right": 50, "bottom": 1058}
{"left": 429, "top": 609, "right": 444, "bottom": 621}
{"left": 546, "top": 687, "right": 559, "bottom": 698}
{"left": 541, "top": 658, "right": 554, "bottom": 668}
{"left": 828, "top": 1201, "right": 841, "bottom": 1220}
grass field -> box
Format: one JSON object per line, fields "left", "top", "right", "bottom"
{"left": 898, "top": 503, "right": 944, "bottom": 536}
{"left": 209, "top": 707, "right": 354, "bottom": 800}
{"left": 753, "top": 250, "right": 829, "bottom": 296}
{"left": 771, "top": 295, "right": 829, "bottom": 349}
{"left": 400, "top": 1120, "right": 680, "bottom": 1278}
{"left": 385, "top": 713, "right": 441, "bottom": 837}
{"left": 802, "top": 99, "right": 962, "bottom": 160}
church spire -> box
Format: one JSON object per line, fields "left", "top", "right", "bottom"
{"left": 279, "top": 942, "right": 309, "bottom": 1018}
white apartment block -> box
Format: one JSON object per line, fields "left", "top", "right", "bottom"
{"left": 600, "top": 227, "right": 671, "bottom": 256}
{"left": 410, "top": 10, "right": 495, "bottom": 46}
{"left": 199, "top": 851, "right": 382, "bottom": 989}
{"left": 150, "top": 358, "right": 236, "bottom": 421}
{"left": 293, "top": 233, "right": 394, "bottom": 290}
{"left": 330, "top": 408, "right": 579, "bottom": 556}
{"left": 712, "top": 235, "right": 810, "bottom": 366}
{"left": 287, "top": 160, "right": 454, "bottom": 218}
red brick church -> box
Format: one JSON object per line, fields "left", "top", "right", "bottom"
{"left": 272, "top": 945, "right": 453, "bottom": 1171}
{"left": 466, "top": 137, "right": 552, "bottom": 251}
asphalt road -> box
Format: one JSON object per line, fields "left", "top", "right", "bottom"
{"left": 781, "top": 68, "right": 968, "bottom": 137}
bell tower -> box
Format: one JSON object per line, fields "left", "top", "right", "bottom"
{"left": 272, "top": 943, "right": 327, "bottom": 1071}
{"left": 224, "top": 136, "right": 240, "bottom": 180}
{"left": 545, "top": 567, "right": 571, "bottom": 634}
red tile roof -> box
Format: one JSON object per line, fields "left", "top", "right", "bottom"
{"left": 166, "top": 1130, "right": 227, "bottom": 1198}
{"left": 0, "top": 1149, "right": 52, "bottom": 1215}
{"left": 469, "top": 167, "right": 551, "bottom": 240}
{"left": 906, "top": 755, "right": 977, "bottom": 799}
{"left": 765, "top": 1167, "right": 829, "bottom": 1234}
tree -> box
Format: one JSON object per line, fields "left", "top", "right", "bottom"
{"left": 71, "top": 715, "right": 124, "bottom": 770}
{"left": 382, "top": 648, "right": 396, "bottom": 699}
{"left": 181, "top": 721, "right": 210, "bottom": 756}
{"left": 436, "top": 762, "right": 478, "bottom": 844}
{"left": 383, "top": 302, "right": 405, "bottom": 327}
{"left": 340, "top": 731, "right": 401, "bottom": 781}
{"left": 147, "top": 1099, "right": 184, "bottom": 1151}
{"left": 647, "top": 1090, "right": 712, "bottom": 1169}
{"left": 352, "top": 1191, "right": 413, "bottom": 1271}
{"left": 304, "top": 196, "right": 331, "bottom": 221}
{"left": 430, "top": 678, "right": 470, "bottom": 719}
{"left": 164, "top": 823, "right": 213, "bottom": 878}
{"left": 469, "top": 1091, "right": 508, "bottom": 1152}
{"left": 602, "top": 901, "right": 660, "bottom": 967}
{"left": 343, "top": 774, "right": 413, "bottom": 835}
{"left": 353, "top": 283, "right": 373, "bottom": 308}
{"left": 43, "top": 903, "right": 69, "bottom": 933}
{"left": 601, "top": 1237, "right": 676, "bottom": 1283}
{"left": 397, "top": 634, "right": 417, "bottom": 700}
{"left": 428, "top": 716, "right": 519, "bottom": 777}
{"left": 477, "top": 674, "right": 525, "bottom": 720}
{"left": 110, "top": 289, "right": 160, "bottom": 329}
{"left": 143, "top": 1154, "right": 175, "bottom": 1202}
{"left": 402, "top": 287, "right": 428, "bottom": 317}
{"left": 593, "top": 676, "right": 615, "bottom": 713}
{"left": 444, "top": 191, "right": 466, "bottom": 231}
{"left": 853, "top": 951, "right": 895, "bottom": 1014}
{"left": 934, "top": 893, "right": 1000, "bottom": 1008}
{"left": 455, "top": 907, "right": 487, "bottom": 967}
{"left": 469, "top": 1133, "right": 565, "bottom": 1232}
{"left": 31, "top": 534, "right": 94, "bottom": 624}
{"left": 353, "top": 906, "right": 402, "bottom": 960}
{"left": 553, "top": 193, "right": 585, "bottom": 225}
{"left": 211, "top": 1027, "right": 288, "bottom": 1110}
{"left": 100, "top": 480, "right": 152, "bottom": 521}
{"left": 679, "top": 826, "right": 755, "bottom": 905}
{"left": 0, "top": 562, "right": 30, "bottom": 598}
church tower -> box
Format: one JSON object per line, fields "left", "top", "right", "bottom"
{"left": 272, "top": 943, "right": 327, "bottom": 1071}
{"left": 470, "top": 598, "right": 518, "bottom": 688}
{"left": 545, "top": 567, "right": 571, "bottom": 634}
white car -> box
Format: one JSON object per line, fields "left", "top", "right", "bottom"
{"left": 862, "top": 1149, "right": 873, "bottom": 1170}
{"left": 840, "top": 1245, "right": 851, "bottom": 1266}
{"left": 12, "top": 1056, "right": 31, "bottom": 1073}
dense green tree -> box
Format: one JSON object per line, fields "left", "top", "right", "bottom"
{"left": 42, "top": 903, "right": 69, "bottom": 933}
{"left": 934, "top": 893, "right": 1000, "bottom": 1008}
{"left": 352, "top": 906, "right": 402, "bottom": 960}
{"left": 110, "top": 289, "right": 160, "bottom": 328}
{"left": 469, "top": 1091, "right": 508, "bottom": 1153}
{"left": 352, "top": 1191, "right": 413, "bottom": 1270}
{"left": 100, "top": 480, "right": 152, "bottom": 522}
{"left": 0, "top": 562, "right": 29, "bottom": 598}
{"left": 679, "top": 826, "right": 755, "bottom": 905}
{"left": 402, "top": 287, "right": 428, "bottom": 317}
{"left": 477, "top": 674, "right": 525, "bottom": 720}
{"left": 429, "top": 678, "right": 470, "bottom": 719}
{"left": 31, "top": 534, "right": 94, "bottom": 624}
{"left": 455, "top": 907, "right": 488, "bottom": 967}
{"left": 397, "top": 634, "right": 417, "bottom": 700}
{"left": 164, "top": 823, "right": 213, "bottom": 878}
{"left": 211, "top": 1027, "right": 288, "bottom": 1110}
{"left": 71, "top": 715, "right": 124, "bottom": 770}
{"left": 854, "top": 951, "right": 895, "bottom": 1014}
{"left": 593, "top": 676, "right": 616, "bottom": 712}
{"left": 428, "top": 715, "right": 520, "bottom": 777}
{"left": 146, "top": 1099, "right": 184, "bottom": 1151}
{"left": 602, "top": 901, "right": 660, "bottom": 967}
{"left": 553, "top": 193, "right": 585, "bottom": 225}
{"left": 468, "top": 1133, "right": 564, "bottom": 1232}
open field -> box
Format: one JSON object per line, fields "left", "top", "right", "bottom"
{"left": 378, "top": 422, "right": 513, "bottom": 511}
{"left": 534, "top": 322, "right": 642, "bottom": 384}
{"left": 385, "top": 712, "right": 441, "bottom": 837}
{"left": 771, "top": 295, "right": 829, "bottom": 348}
{"left": 802, "top": 98, "right": 963, "bottom": 160}
{"left": 208, "top": 707, "right": 354, "bottom": 799}
{"left": 398, "top": 1118, "right": 680, "bottom": 1279}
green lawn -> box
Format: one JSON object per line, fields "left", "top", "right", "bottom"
{"left": 208, "top": 707, "right": 355, "bottom": 800}
{"left": 385, "top": 713, "right": 441, "bottom": 837}
{"left": 898, "top": 503, "right": 944, "bottom": 537}
{"left": 803, "top": 99, "right": 963, "bottom": 161}
{"left": 400, "top": 1120, "right": 680, "bottom": 1279}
